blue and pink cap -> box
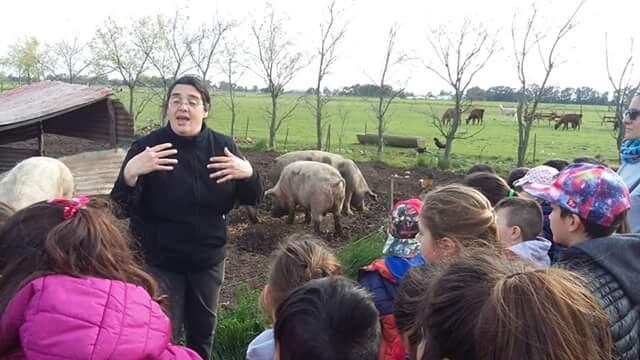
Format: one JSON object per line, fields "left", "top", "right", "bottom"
{"left": 523, "top": 163, "right": 630, "bottom": 227}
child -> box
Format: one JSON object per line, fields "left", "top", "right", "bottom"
{"left": 418, "top": 184, "right": 499, "bottom": 263}
{"left": 393, "top": 265, "right": 432, "bottom": 360}
{"left": 246, "top": 233, "right": 341, "bottom": 360}
{"left": 358, "top": 199, "right": 426, "bottom": 360}
{"left": 419, "top": 251, "right": 613, "bottom": 360}
{"left": 494, "top": 197, "right": 551, "bottom": 267}
{"left": 523, "top": 163, "right": 640, "bottom": 360}
{"left": 0, "top": 197, "right": 200, "bottom": 359}
{"left": 0, "top": 201, "right": 14, "bottom": 228}
{"left": 514, "top": 164, "right": 563, "bottom": 262}
{"left": 462, "top": 172, "right": 513, "bottom": 206}
{"left": 506, "top": 167, "right": 529, "bottom": 191}
{"left": 274, "top": 276, "right": 380, "bottom": 360}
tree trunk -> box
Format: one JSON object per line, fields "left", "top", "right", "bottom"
{"left": 315, "top": 88, "right": 322, "bottom": 150}
{"left": 128, "top": 85, "right": 135, "bottom": 119}
{"left": 269, "top": 94, "right": 277, "bottom": 149}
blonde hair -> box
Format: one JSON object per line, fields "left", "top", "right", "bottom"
{"left": 264, "top": 233, "right": 341, "bottom": 317}
{"left": 421, "top": 184, "right": 498, "bottom": 251}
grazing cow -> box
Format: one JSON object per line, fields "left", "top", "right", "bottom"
{"left": 466, "top": 108, "right": 485, "bottom": 125}
{"left": 554, "top": 114, "right": 582, "bottom": 130}
{"left": 441, "top": 108, "right": 457, "bottom": 125}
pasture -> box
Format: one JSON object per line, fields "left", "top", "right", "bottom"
{"left": 123, "top": 90, "right": 621, "bottom": 171}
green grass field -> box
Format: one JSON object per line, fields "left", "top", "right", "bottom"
{"left": 121, "top": 89, "right": 622, "bottom": 171}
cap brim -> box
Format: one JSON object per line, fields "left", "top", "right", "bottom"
{"left": 522, "top": 182, "right": 556, "bottom": 204}
{"left": 512, "top": 176, "right": 528, "bottom": 187}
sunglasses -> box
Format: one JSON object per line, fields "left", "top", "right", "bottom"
{"left": 624, "top": 108, "right": 640, "bottom": 121}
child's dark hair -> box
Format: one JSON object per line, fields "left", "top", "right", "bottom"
{"left": 162, "top": 75, "right": 211, "bottom": 116}
{"left": 494, "top": 197, "right": 543, "bottom": 241}
{"left": 466, "top": 164, "right": 495, "bottom": 175}
{"left": 394, "top": 265, "right": 432, "bottom": 355}
{"left": 506, "top": 167, "right": 529, "bottom": 190}
{"left": 559, "top": 207, "right": 627, "bottom": 239}
{"left": 0, "top": 201, "right": 15, "bottom": 228}
{"left": 0, "top": 200, "right": 160, "bottom": 314}
{"left": 462, "top": 172, "right": 511, "bottom": 206}
{"left": 543, "top": 159, "right": 569, "bottom": 172}
{"left": 573, "top": 157, "right": 606, "bottom": 166}
{"left": 420, "top": 251, "right": 612, "bottom": 360}
{"left": 264, "top": 233, "right": 341, "bottom": 318}
{"left": 274, "top": 276, "right": 380, "bottom": 360}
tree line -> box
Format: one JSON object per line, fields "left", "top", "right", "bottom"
{"left": 0, "top": 0, "right": 638, "bottom": 165}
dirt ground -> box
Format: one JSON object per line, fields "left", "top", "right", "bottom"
{"left": 9, "top": 134, "right": 463, "bottom": 304}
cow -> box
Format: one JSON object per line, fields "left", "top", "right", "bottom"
{"left": 441, "top": 108, "right": 457, "bottom": 125}
{"left": 466, "top": 108, "right": 485, "bottom": 125}
{"left": 499, "top": 104, "right": 518, "bottom": 121}
{"left": 554, "top": 114, "right": 582, "bottom": 130}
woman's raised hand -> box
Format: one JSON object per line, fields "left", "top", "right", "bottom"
{"left": 123, "top": 143, "right": 178, "bottom": 186}
{"left": 207, "top": 147, "right": 253, "bottom": 183}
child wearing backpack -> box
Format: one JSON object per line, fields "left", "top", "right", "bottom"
{"left": 358, "top": 199, "right": 426, "bottom": 360}
{"left": 0, "top": 197, "right": 200, "bottom": 359}
{"left": 246, "top": 233, "right": 341, "bottom": 360}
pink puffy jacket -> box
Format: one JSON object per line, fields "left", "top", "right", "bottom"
{"left": 0, "top": 275, "right": 202, "bottom": 360}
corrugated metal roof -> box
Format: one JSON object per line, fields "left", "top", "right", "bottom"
{"left": 0, "top": 81, "right": 113, "bottom": 130}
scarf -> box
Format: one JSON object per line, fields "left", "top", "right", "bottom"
{"left": 620, "top": 139, "right": 640, "bottom": 164}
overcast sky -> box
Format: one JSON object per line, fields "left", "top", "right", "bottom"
{"left": 1, "top": 0, "right": 638, "bottom": 94}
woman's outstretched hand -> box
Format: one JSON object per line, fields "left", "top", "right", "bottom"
{"left": 207, "top": 147, "right": 253, "bottom": 183}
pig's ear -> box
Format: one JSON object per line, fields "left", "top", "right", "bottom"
{"left": 264, "top": 188, "right": 275, "bottom": 197}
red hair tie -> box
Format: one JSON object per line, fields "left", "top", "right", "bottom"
{"left": 47, "top": 195, "right": 90, "bottom": 220}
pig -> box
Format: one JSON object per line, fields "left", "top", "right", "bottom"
{"left": 270, "top": 150, "right": 377, "bottom": 215}
{"left": 265, "top": 161, "right": 345, "bottom": 235}
{"left": 0, "top": 157, "right": 74, "bottom": 210}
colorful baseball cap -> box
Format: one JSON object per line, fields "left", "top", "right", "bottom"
{"left": 513, "top": 165, "right": 559, "bottom": 188}
{"left": 523, "top": 163, "right": 630, "bottom": 227}
{"left": 384, "top": 198, "right": 424, "bottom": 258}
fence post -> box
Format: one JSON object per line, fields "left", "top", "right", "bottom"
{"left": 532, "top": 132, "right": 537, "bottom": 165}
{"left": 284, "top": 127, "right": 290, "bottom": 150}
{"left": 325, "top": 124, "right": 332, "bottom": 152}
{"left": 244, "top": 117, "right": 250, "bottom": 139}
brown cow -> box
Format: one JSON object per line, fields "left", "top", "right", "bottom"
{"left": 466, "top": 108, "right": 485, "bottom": 125}
{"left": 554, "top": 114, "right": 582, "bottom": 130}
{"left": 441, "top": 108, "right": 456, "bottom": 125}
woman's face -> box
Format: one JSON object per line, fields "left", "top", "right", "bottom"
{"left": 624, "top": 96, "right": 640, "bottom": 140}
{"left": 167, "top": 84, "right": 209, "bottom": 137}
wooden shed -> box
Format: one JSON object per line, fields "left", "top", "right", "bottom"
{"left": 0, "top": 81, "right": 134, "bottom": 172}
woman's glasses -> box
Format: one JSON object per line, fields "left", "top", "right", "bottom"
{"left": 624, "top": 108, "right": 640, "bottom": 121}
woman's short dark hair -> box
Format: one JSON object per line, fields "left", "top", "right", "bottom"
{"left": 163, "top": 75, "right": 211, "bottom": 116}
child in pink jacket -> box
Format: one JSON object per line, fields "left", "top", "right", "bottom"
{"left": 0, "top": 196, "right": 201, "bottom": 360}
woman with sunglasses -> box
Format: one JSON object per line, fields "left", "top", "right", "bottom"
{"left": 618, "top": 95, "right": 640, "bottom": 232}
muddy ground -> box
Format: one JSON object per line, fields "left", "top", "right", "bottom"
{"left": 11, "top": 134, "right": 463, "bottom": 303}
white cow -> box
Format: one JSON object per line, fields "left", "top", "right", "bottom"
{"left": 0, "top": 157, "right": 75, "bottom": 210}
{"left": 499, "top": 104, "right": 518, "bottom": 121}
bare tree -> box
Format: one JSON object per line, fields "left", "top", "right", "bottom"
{"left": 311, "top": 0, "right": 347, "bottom": 150}
{"left": 373, "top": 25, "right": 406, "bottom": 157}
{"left": 605, "top": 34, "right": 640, "bottom": 150}
{"left": 188, "top": 16, "right": 232, "bottom": 88}
{"left": 512, "top": 1, "right": 584, "bottom": 166}
{"left": 423, "top": 20, "right": 497, "bottom": 160}
{"left": 251, "top": 5, "right": 308, "bottom": 149}
{"left": 93, "top": 17, "right": 158, "bottom": 119}
{"left": 218, "top": 39, "right": 247, "bottom": 138}
{"left": 51, "top": 37, "right": 93, "bottom": 83}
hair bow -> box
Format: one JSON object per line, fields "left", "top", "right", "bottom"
{"left": 47, "top": 195, "right": 90, "bottom": 220}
